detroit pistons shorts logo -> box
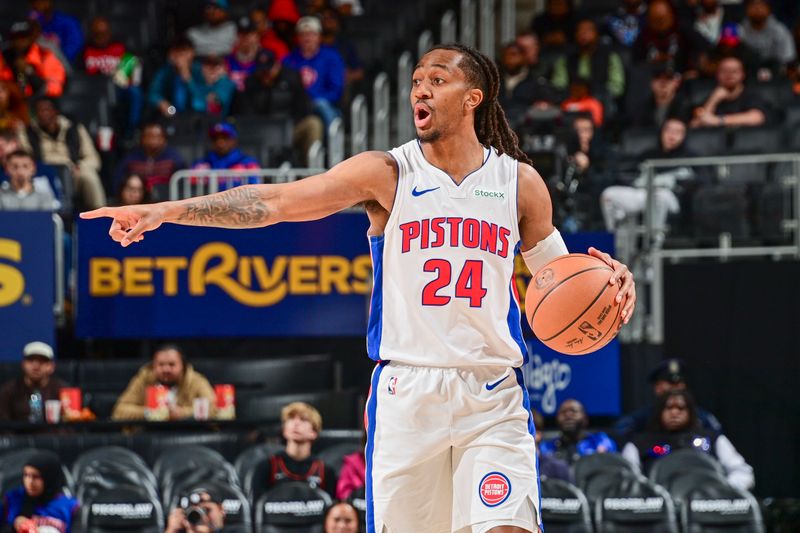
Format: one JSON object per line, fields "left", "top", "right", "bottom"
{"left": 478, "top": 472, "right": 511, "bottom": 507}
{"left": 387, "top": 376, "right": 397, "bottom": 395}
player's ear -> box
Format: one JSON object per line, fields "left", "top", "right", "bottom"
{"left": 464, "top": 87, "right": 483, "bottom": 111}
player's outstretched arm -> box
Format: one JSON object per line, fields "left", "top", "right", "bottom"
{"left": 517, "top": 162, "right": 636, "bottom": 324}
{"left": 80, "top": 151, "right": 397, "bottom": 247}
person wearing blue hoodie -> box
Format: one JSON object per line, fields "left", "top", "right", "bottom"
{"left": 282, "top": 16, "right": 345, "bottom": 128}
{"left": 192, "top": 122, "right": 260, "bottom": 190}
{"left": 29, "top": 0, "right": 84, "bottom": 64}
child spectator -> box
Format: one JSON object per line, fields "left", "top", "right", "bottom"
{"left": 0, "top": 149, "right": 58, "bottom": 211}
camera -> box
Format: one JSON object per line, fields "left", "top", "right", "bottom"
{"left": 185, "top": 505, "right": 207, "bottom": 526}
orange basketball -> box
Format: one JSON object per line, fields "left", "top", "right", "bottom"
{"left": 524, "top": 253, "right": 624, "bottom": 356}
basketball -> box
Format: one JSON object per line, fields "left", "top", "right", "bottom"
{"left": 525, "top": 253, "right": 624, "bottom": 356}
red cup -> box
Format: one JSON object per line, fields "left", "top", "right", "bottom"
{"left": 145, "top": 385, "right": 169, "bottom": 421}
{"left": 214, "top": 384, "right": 236, "bottom": 420}
{"left": 59, "top": 387, "right": 82, "bottom": 419}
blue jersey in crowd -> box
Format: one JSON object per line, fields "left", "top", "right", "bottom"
{"left": 539, "top": 431, "right": 619, "bottom": 458}
{"left": 282, "top": 45, "right": 345, "bottom": 104}
{"left": 4, "top": 487, "right": 79, "bottom": 533}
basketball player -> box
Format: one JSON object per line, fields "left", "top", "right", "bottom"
{"left": 83, "top": 44, "right": 635, "bottom": 533}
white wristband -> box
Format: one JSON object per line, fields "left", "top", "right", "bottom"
{"left": 521, "top": 228, "right": 568, "bottom": 274}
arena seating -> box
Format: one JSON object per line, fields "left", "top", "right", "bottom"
{"left": 594, "top": 474, "right": 679, "bottom": 532}
{"left": 255, "top": 481, "right": 331, "bottom": 533}
{"left": 540, "top": 477, "right": 593, "bottom": 533}
{"left": 648, "top": 449, "right": 727, "bottom": 490}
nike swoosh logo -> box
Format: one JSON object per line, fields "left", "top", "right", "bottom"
{"left": 411, "top": 186, "right": 440, "bottom": 197}
{"left": 485, "top": 375, "right": 509, "bottom": 391}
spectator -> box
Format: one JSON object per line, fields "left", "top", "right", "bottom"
{"left": 29, "top": 0, "right": 84, "bottom": 64}
{"left": 147, "top": 38, "right": 200, "bottom": 117}
{"left": 0, "top": 20, "right": 66, "bottom": 98}
{"left": 115, "top": 174, "right": 149, "bottom": 206}
{"left": 265, "top": 401, "right": 337, "bottom": 497}
{"left": 192, "top": 123, "right": 260, "bottom": 185}
{"left": 1, "top": 450, "right": 78, "bottom": 532}
{"left": 622, "top": 389, "right": 754, "bottom": 490}
{"left": 692, "top": 0, "right": 735, "bottom": 48}
{"left": 600, "top": 118, "right": 695, "bottom": 241}
{"left": 552, "top": 19, "right": 626, "bottom": 102}
{"left": 82, "top": 16, "right": 143, "bottom": 134}
{"left": 165, "top": 486, "right": 225, "bottom": 533}
{"left": 283, "top": 16, "right": 346, "bottom": 128}
{"left": 320, "top": 8, "right": 364, "bottom": 86}
{"left": 0, "top": 129, "right": 62, "bottom": 204}
{"left": 19, "top": 96, "right": 106, "bottom": 209}
{"left": 498, "top": 42, "right": 558, "bottom": 123}
{"left": 113, "top": 122, "right": 186, "bottom": 195}
{"left": 193, "top": 55, "right": 236, "bottom": 116}
{"left": 630, "top": 64, "right": 684, "bottom": 128}
{"left": 0, "top": 342, "right": 66, "bottom": 422}
{"left": 267, "top": 0, "right": 302, "bottom": 49}
{"left": 0, "top": 81, "right": 28, "bottom": 130}
{"left": 531, "top": 0, "right": 576, "bottom": 49}
{"left": 187, "top": 0, "right": 237, "bottom": 58}
{"left": 561, "top": 77, "right": 604, "bottom": 127}
{"left": 613, "top": 358, "right": 723, "bottom": 441}
{"left": 515, "top": 32, "right": 550, "bottom": 79}
{"left": 605, "top": 0, "right": 647, "bottom": 48}
{"left": 690, "top": 55, "right": 768, "bottom": 127}
{"left": 538, "top": 399, "right": 618, "bottom": 465}
{"left": 0, "top": 149, "right": 58, "bottom": 211}
{"left": 226, "top": 17, "right": 276, "bottom": 92}
{"left": 332, "top": 0, "right": 364, "bottom": 17}
{"left": 633, "top": 0, "right": 693, "bottom": 72}
{"left": 531, "top": 408, "right": 574, "bottom": 483}
{"left": 28, "top": 17, "right": 72, "bottom": 76}
{"left": 111, "top": 344, "right": 216, "bottom": 421}
{"left": 336, "top": 434, "right": 365, "bottom": 500}
{"left": 739, "top": 0, "right": 796, "bottom": 71}
{"left": 235, "top": 55, "right": 323, "bottom": 165}
{"left": 250, "top": 7, "right": 290, "bottom": 61}
{"left": 323, "top": 501, "right": 360, "bottom": 533}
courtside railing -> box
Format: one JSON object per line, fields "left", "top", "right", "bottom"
{"left": 169, "top": 168, "right": 326, "bottom": 200}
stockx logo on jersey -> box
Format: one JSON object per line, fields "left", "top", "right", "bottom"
{"left": 398, "top": 218, "right": 512, "bottom": 258}
{"left": 473, "top": 188, "right": 505, "bottom": 200}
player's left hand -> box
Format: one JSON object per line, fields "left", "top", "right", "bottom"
{"left": 588, "top": 247, "right": 636, "bottom": 325}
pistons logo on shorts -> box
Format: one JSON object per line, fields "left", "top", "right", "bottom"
{"left": 387, "top": 376, "right": 397, "bottom": 395}
{"left": 478, "top": 472, "right": 511, "bottom": 507}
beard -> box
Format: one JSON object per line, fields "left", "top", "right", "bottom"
{"left": 417, "top": 129, "right": 442, "bottom": 143}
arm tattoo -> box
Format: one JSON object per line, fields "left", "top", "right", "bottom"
{"left": 177, "top": 186, "right": 270, "bottom": 227}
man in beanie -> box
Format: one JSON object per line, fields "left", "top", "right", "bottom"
{"left": 2, "top": 450, "right": 78, "bottom": 532}
{"left": 0, "top": 342, "right": 68, "bottom": 422}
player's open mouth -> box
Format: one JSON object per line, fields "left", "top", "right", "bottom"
{"left": 414, "top": 104, "right": 432, "bottom": 129}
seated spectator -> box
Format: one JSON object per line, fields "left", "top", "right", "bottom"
{"left": 226, "top": 17, "right": 276, "bottom": 92}
{"left": 267, "top": 0, "right": 302, "bottom": 50}
{"left": 0, "top": 20, "right": 66, "bottom": 98}
{"left": 0, "top": 342, "right": 66, "bottom": 422}
{"left": 28, "top": 0, "right": 84, "bottom": 64}
{"left": 250, "top": 7, "right": 290, "bottom": 61}
{"left": 601, "top": 118, "right": 696, "bottom": 243}
{"left": 0, "top": 149, "right": 58, "bottom": 211}
{"left": 633, "top": 0, "right": 693, "bottom": 72}
{"left": 265, "top": 401, "right": 337, "bottom": 497}
{"left": 498, "top": 42, "right": 558, "bottom": 124}
{"left": 320, "top": 8, "right": 364, "bottom": 87}
{"left": 531, "top": 0, "right": 576, "bottom": 49}
{"left": 235, "top": 56, "right": 323, "bottom": 166}
{"left": 605, "top": 0, "right": 647, "bottom": 48}
{"left": 192, "top": 123, "right": 260, "bottom": 188}
{"left": 323, "top": 501, "right": 360, "bottom": 533}
{"left": 613, "top": 358, "right": 723, "bottom": 441}
{"left": 692, "top": 0, "right": 737, "bottom": 48}
{"left": 689, "top": 55, "right": 768, "bottom": 127}
{"left": 2, "top": 450, "right": 78, "bottom": 531}
{"left": 552, "top": 19, "right": 625, "bottom": 102}
{"left": 165, "top": 486, "right": 225, "bottom": 533}
{"left": 0, "top": 129, "right": 62, "bottom": 205}
{"left": 739, "top": 0, "right": 796, "bottom": 72}
{"left": 0, "top": 82, "right": 28, "bottom": 130}
{"left": 111, "top": 344, "right": 216, "bottom": 421}
{"left": 561, "top": 77, "right": 604, "bottom": 127}
{"left": 336, "top": 434, "right": 365, "bottom": 500}
{"left": 113, "top": 122, "right": 186, "bottom": 195}
{"left": 115, "top": 174, "right": 149, "bottom": 206}
{"left": 193, "top": 55, "right": 236, "bottom": 117}
{"left": 283, "top": 16, "right": 346, "bottom": 129}
{"left": 630, "top": 64, "right": 684, "bottom": 128}
{"left": 147, "top": 38, "right": 200, "bottom": 118}
{"left": 82, "top": 16, "right": 143, "bottom": 134}
{"left": 19, "top": 96, "right": 106, "bottom": 209}
{"left": 563, "top": 114, "right": 615, "bottom": 204}
{"left": 539, "top": 399, "right": 618, "bottom": 465}
{"left": 531, "top": 408, "right": 574, "bottom": 483}
{"left": 515, "top": 32, "right": 550, "bottom": 79}
{"left": 187, "top": 0, "right": 237, "bottom": 58}
{"left": 622, "top": 389, "right": 754, "bottom": 490}
{"left": 29, "top": 17, "right": 72, "bottom": 76}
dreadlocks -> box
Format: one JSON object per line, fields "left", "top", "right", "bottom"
{"left": 428, "top": 43, "right": 533, "bottom": 166}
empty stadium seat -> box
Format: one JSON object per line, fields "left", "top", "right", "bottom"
{"left": 692, "top": 183, "right": 751, "bottom": 240}
{"left": 77, "top": 359, "right": 147, "bottom": 393}
{"left": 685, "top": 127, "right": 727, "bottom": 156}
{"left": 81, "top": 484, "right": 164, "bottom": 533}
{"left": 76, "top": 461, "right": 159, "bottom": 503}
{"left": 648, "top": 449, "right": 726, "bottom": 489}
{"left": 153, "top": 445, "right": 234, "bottom": 481}
{"left": 72, "top": 446, "right": 151, "bottom": 483}
{"left": 192, "top": 354, "right": 333, "bottom": 392}
{"left": 671, "top": 471, "right": 764, "bottom": 532}
{"left": 231, "top": 115, "right": 294, "bottom": 164}
{"left": 85, "top": 391, "right": 120, "bottom": 419}
{"left": 169, "top": 480, "right": 252, "bottom": 533}
{"left": 540, "top": 477, "right": 592, "bottom": 533}
{"left": 731, "top": 126, "right": 785, "bottom": 154}
{"left": 594, "top": 475, "right": 679, "bottom": 533}
{"left": 153, "top": 446, "right": 240, "bottom": 507}
{"left": 255, "top": 481, "right": 331, "bottom": 533}
{"left": 620, "top": 128, "right": 659, "bottom": 158}
{"left": 574, "top": 453, "right": 636, "bottom": 490}
{"left": 237, "top": 390, "right": 361, "bottom": 428}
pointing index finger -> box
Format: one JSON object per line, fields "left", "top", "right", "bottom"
{"left": 80, "top": 207, "right": 117, "bottom": 219}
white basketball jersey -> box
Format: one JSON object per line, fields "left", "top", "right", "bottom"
{"left": 367, "top": 140, "right": 528, "bottom": 368}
